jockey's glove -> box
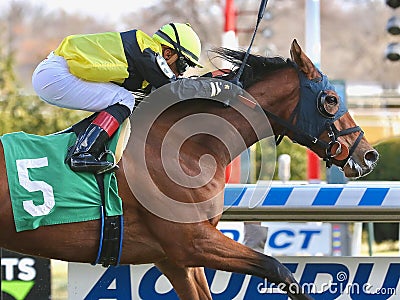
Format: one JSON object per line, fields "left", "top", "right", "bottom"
{"left": 162, "top": 77, "right": 243, "bottom": 107}
{"left": 209, "top": 80, "right": 243, "bottom": 107}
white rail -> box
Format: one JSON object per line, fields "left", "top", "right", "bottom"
{"left": 222, "top": 182, "right": 400, "bottom": 221}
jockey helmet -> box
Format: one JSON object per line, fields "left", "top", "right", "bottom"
{"left": 153, "top": 23, "right": 203, "bottom": 68}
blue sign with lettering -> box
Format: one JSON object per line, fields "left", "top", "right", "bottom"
{"left": 79, "top": 259, "right": 400, "bottom": 300}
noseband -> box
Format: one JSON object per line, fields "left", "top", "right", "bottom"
{"left": 260, "top": 62, "right": 364, "bottom": 168}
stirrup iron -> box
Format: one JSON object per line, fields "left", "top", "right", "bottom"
{"left": 96, "top": 149, "right": 118, "bottom": 174}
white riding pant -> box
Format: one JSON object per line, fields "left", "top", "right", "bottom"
{"left": 32, "top": 52, "right": 135, "bottom": 112}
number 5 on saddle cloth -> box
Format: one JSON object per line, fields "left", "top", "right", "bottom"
{"left": 0, "top": 114, "right": 131, "bottom": 267}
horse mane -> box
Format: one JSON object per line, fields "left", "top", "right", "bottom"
{"left": 135, "top": 48, "right": 289, "bottom": 105}
{"left": 210, "top": 47, "right": 289, "bottom": 89}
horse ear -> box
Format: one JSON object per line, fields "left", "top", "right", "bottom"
{"left": 290, "top": 39, "right": 320, "bottom": 80}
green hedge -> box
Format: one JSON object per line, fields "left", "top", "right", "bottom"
{"left": 361, "top": 137, "right": 400, "bottom": 181}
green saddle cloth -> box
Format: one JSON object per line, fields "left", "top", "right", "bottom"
{"left": 0, "top": 130, "right": 123, "bottom": 232}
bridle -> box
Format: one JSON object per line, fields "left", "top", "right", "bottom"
{"left": 231, "top": 62, "right": 364, "bottom": 168}
{"left": 262, "top": 62, "right": 364, "bottom": 168}
{"left": 264, "top": 107, "right": 364, "bottom": 168}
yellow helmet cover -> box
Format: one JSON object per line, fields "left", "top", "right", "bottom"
{"left": 152, "top": 23, "right": 203, "bottom": 68}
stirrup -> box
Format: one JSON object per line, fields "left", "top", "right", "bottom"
{"left": 96, "top": 150, "right": 118, "bottom": 174}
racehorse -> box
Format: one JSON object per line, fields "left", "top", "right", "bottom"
{"left": 0, "top": 40, "right": 378, "bottom": 300}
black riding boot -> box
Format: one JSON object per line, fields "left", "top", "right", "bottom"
{"left": 69, "top": 123, "right": 114, "bottom": 173}
{"left": 67, "top": 104, "right": 131, "bottom": 173}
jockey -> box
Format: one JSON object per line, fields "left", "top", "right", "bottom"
{"left": 32, "top": 23, "right": 236, "bottom": 174}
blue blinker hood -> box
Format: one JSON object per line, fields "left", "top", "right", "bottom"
{"left": 294, "top": 65, "right": 348, "bottom": 142}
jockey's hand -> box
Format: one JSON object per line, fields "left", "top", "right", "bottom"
{"left": 209, "top": 80, "right": 243, "bottom": 107}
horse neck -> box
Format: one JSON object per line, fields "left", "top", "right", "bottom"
{"left": 209, "top": 67, "right": 300, "bottom": 161}
{"left": 245, "top": 67, "right": 300, "bottom": 142}
{"left": 149, "top": 67, "right": 300, "bottom": 169}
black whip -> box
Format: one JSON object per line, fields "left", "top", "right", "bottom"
{"left": 232, "top": 0, "right": 269, "bottom": 86}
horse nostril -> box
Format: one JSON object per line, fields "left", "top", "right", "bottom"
{"left": 364, "top": 150, "right": 379, "bottom": 165}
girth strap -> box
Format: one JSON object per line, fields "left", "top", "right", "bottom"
{"left": 93, "top": 173, "right": 124, "bottom": 268}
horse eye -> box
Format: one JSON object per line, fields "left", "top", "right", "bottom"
{"left": 318, "top": 91, "right": 340, "bottom": 118}
{"left": 326, "top": 95, "right": 338, "bottom": 105}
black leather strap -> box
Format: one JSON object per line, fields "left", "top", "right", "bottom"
{"left": 94, "top": 173, "right": 123, "bottom": 267}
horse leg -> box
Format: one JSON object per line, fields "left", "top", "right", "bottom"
{"left": 159, "top": 222, "right": 312, "bottom": 300}
{"left": 155, "top": 259, "right": 212, "bottom": 300}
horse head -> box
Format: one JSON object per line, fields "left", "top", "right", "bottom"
{"left": 287, "top": 39, "right": 378, "bottom": 178}
{"left": 214, "top": 39, "right": 378, "bottom": 179}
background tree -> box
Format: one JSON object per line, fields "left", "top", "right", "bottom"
{"left": 0, "top": 1, "right": 108, "bottom": 134}
{"left": 2, "top": 0, "right": 398, "bottom": 89}
{"left": 0, "top": 40, "right": 85, "bottom": 135}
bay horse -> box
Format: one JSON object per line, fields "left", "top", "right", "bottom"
{"left": 0, "top": 40, "right": 378, "bottom": 300}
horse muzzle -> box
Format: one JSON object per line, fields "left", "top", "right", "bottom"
{"left": 342, "top": 149, "right": 379, "bottom": 178}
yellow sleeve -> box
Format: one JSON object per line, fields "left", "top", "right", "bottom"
{"left": 54, "top": 32, "right": 129, "bottom": 83}
{"left": 135, "top": 30, "right": 162, "bottom": 54}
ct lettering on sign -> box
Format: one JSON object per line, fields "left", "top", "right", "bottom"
{"left": 262, "top": 222, "right": 332, "bottom": 255}
{"left": 217, "top": 222, "right": 331, "bottom": 255}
